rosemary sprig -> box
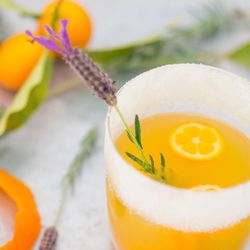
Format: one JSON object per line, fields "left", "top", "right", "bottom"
{"left": 39, "top": 127, "right": 98, "bottom": 250}
{"left": 119, "top": 112, "right": 166, "bottom": 179}
{"left": 113, "top": 107, "right": 150, "bottom": 167}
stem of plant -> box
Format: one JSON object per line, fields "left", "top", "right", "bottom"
{"left": 48, "top": 78, "right": 82, "bottom": 99}
{"left": 113, "top": 105, "right": 150, "bottom": 166}
{"left": 52, "top": 0, "right": 64, "bottom": 29}
{"left": 20, "top": 11, "right": 41, "bottom": 19}
{"left": 54, "top": 184, "right": 69, "bottom": 227}
{"left": 53, "top": 127, "right": 98, "bottom": 227}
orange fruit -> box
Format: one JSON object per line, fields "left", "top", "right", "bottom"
{"left": 38, "top": 0, "right": 92, "bottom": 48}
{"left": 0, "top": 33, "right": 44, "bottom": 91}
{"left": 0, "top": 169, "right": 41, "bottom": 250}
{"left": 171, "top": 122, "right": 223, "bottom": 160}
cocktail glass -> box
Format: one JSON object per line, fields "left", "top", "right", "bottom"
{"left": 105, "top": 64, "right": 250, "bottom": 250}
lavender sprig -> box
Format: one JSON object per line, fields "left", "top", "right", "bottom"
{"left": 26, "top": 19, "right": 116, "bottom": 106}
{"left": 25, "top": 19, "right": 167, "bottom": 179}
{"left": 38, "top": 128, "right": 98, "bottom": 250}
{"left": 39, "top": 227, "right": 58, "bottom": 250}
{"left": 64, "top": 48, "right": 117, "bottom": 105}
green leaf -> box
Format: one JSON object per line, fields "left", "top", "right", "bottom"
{"left": 228, "top": 43, "right": 250, "bottom": 68}
{"left": 149, "top": 154, "right": 156, "bottom": 174}
{"left": 160, "top": 153, "right": 166, "bottom": 180}
{"left": 126, "top": 131, "right": 134, "bottom": 144}
{"left": 0, "top": 52, "right": 52, "bottom": 136}
{"left": 0, "top": 0, "right": 40, "bottom": 18}
{"left": 126, "top": 152, "right": 144, "bottom": 166}
{"left": 126, "top": 152, "right": 149, "bottom": 171}
{"left": 135, "top": 114, "right": 142, "bottom": 148}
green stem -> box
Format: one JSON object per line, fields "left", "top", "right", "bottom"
{"left": 54, "top": 184, "right": 68, "bottom": 226}
{"left": 0, "top": 0, "right": 41, "bottom": 19}
{"left": 52, "top": 0, "right": 64, "bottom": 29}
{"left": 48, "top": 78, "right": 81, "bottom": 99}
{"left": 19, "top": 10, "right": 41, "bottom": 19}
{"left": 114, "top": 105, "right": 150, "bottom": 165}
{"left": 53, "top": 127, "right": 98, "bottom": 226}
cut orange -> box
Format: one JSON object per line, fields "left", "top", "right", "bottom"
{"left": 171, "top": 122, "right": 223, "bottom": 160}
{"left": 0, "top": 169, "right": 41, "bottom": 250}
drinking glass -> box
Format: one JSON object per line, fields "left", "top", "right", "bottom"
{"left": 104, "top": 64, "right": 250, "bottom": 250}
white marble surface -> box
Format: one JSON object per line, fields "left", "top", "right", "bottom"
{"left": 1, "top": 0, "right": 250, "bottom": 249}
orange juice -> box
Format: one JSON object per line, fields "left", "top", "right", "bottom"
{"left": 107, "top": 112, "right": 250, "bottom": 250}
{"left": 116, "top": 113, "right": 250, "bottom": 189}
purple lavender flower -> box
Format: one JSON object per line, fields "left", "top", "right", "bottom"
{"left": 26, "top": 19, "right": 117, "bottom": 106}
{"left": 39, "top": 226, "right": 58, "bottom": 250}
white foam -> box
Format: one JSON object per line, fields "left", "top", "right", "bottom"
{"left": 104, "top": 63, "right": 250, "bottom": 232}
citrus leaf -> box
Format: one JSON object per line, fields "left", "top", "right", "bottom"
{"left": 0, "top": 52, "right": 52, "bottom": 136}
{"left": 0, "top": 0, "right": 40, "bottom": 18}
{"left": 228, "top": 43, "right": 250, "bottom": 68}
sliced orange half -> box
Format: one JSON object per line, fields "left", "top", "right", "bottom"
{"left": 171, "top": 122, "right": 223, "bottom": 160}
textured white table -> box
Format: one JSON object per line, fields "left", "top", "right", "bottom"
{"left": 1, "top": 0, "right": 250, "bottom": 249}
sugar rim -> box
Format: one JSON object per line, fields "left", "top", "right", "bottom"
{"left": 105, "top": 63, "right": 250, "bottom": 232}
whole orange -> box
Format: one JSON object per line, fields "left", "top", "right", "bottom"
{"left": 0, "top": 33, "right": 44, "bottom": 91}
{"left": 38, "top": 0, "right": 92, "bottom": 48}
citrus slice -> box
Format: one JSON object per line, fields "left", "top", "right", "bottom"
{"left": 171, "top": 122, "right": 223, "bottom": 160}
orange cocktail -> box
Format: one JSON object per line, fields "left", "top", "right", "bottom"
{"left": 105, "top": 64, "right": 250, "bottom": 250}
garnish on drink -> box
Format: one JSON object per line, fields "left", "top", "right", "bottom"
{"left": 25, "top": 19, "right": 167, "bottom": 181}
{"left": 116, "top": 112, "right": 250, "bottom": 188}
{"left": 171, "top": 122, "right": 223, "bottom": 160}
